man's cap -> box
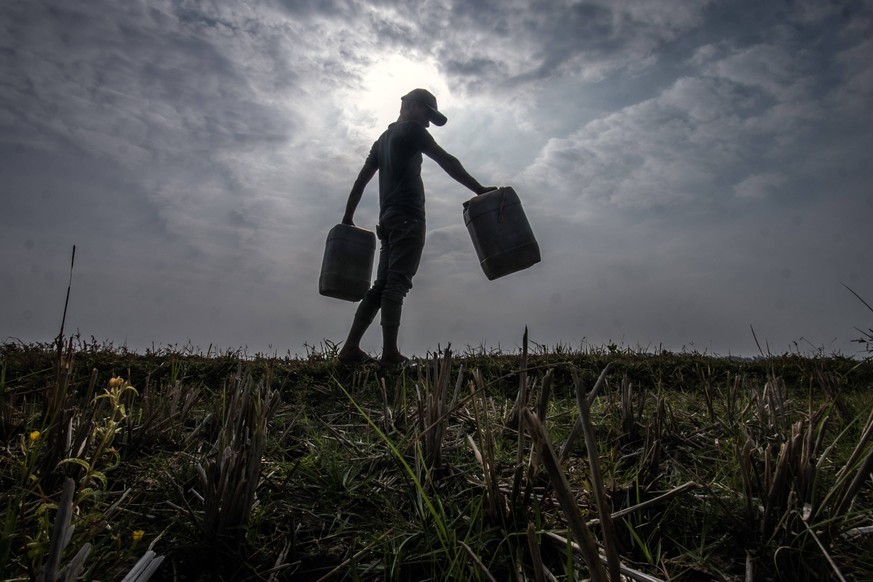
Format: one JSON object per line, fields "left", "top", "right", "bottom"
{"left": 401, "top": 88, "right": 447, "bottom": 126}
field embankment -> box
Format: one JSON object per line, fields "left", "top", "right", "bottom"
{"left": 2, "top": 340, "right": 871, "bottom": 580}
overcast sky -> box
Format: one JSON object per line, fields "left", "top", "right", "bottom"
{"left": 2, "top": 0, "right": 872, "bottom": 358}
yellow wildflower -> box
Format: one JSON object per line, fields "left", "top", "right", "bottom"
{"left": 109, "top": 376, "right": 125, "bottom": 388}
{"left": 29, "top": 430, "right": 40, "bottom": 443}
{"left": 132, "top": 530, "right": 144, "bottom": 544}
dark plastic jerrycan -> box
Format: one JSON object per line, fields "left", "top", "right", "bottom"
{"left": 463, "top": 187, "right": 541, "bottom": 280}
{"left": 319, "top": 224, "right": 376, "bottom": 301}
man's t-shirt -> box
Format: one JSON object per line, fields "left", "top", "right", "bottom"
{"left": 365, "top": 121, "right": 436, "bottom": 223}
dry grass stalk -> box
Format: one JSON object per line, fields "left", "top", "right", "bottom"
{"left": 619, "top": 373, "right": 641, "bottom": 439}
{"left": 829, "top": 406, "right": 873, "bottom": 518}
{"left": 468, "top": 368, "right": 508, "bottom": 524}
{"left": 351, "top": 365, "right": 373, "bottom": 393}
{"left": 762, "top": 418, "right": 807, "bottom": 537}
{"left": 314, "top": 536, "right": 387, "bottom": 582}
{"left": 572, "top": 367, "right": 622, "bottom": 582}
{"left": 36, "top": 477, "right": 77, "bottom": 582}
{"left": 759, "top": 408, "right": 826, "bottom": 538}
{"left": 459, "top": 540, "right": 499, "bottom": 582}
{"left": 521, "top": 368, "right": 554, "bottom": 510}
{"left": 816, "top": 370, "right": 850, "bottom": 420}
{"left": 759, "top": 376, "right": 790, "bottom": 430}
{"left": 137, "top": 378, "right": 201, "bottom": 445}
{"left": 45, "top": 244, "right": 76, "bottom": 431}
{"left": 120, "top": 551, "right": 165, "bottom": 582}
{"left": 637, "top": 396, "right": 665, "bottom": 487}
{"left": 844, "top": 283, "right": 873, "bottom": 367}
{"left": 736, "top": 437, "right": 756, "bottom": 527}
{"left": 511, "top": 329, "right": 531, "bottom": 506}
{"left": 542, "top": 532, "right": 667, "bottom": 582}
{"left": 0, "top": 361, "right": 13, "bottom": 441}
{"left": 558, "top": 363, "right": 611, "bottom": 463}
{"left": 535, "top": 368, "right": 554, "bottom": 422}
{"left": 379, "top": 377, "right": 392, "bottom": 432}
{"left": 391, "top": 375, "right": 409, "bottom": 429}
{"left": 725, "top": 372, "right": 743, "bottom": 423}
{"left": 523, "top": 409, "right": 610, "bottom": 581}
{"left": 199, "top": 371, "right": 281, "bottom": 546}
{"left": 734, "top": 396, "right": 873, "bottom": 573}
{"left": 526, "top": 521, "right": 546, "bottom": 582}
{"left": 504, "top": 327, "right": 530, "bottom": 432}
{"left": 801, "top": 518, "right": 849, "bottom": 582}
{"left": 587, "top": 481, "right": 698, "bottom": 526}
{"left": 414, "top": 347, "right": 462, "bottom": 472}
{"left": 700, "top": 366, "right": 716, "bottom": 420}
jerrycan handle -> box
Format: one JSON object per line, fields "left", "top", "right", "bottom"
{"left": 462, "top": 186, "right": 507, "bottom": 219}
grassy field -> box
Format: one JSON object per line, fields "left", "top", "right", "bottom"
{"left": 1, "top": 335, "right": 872, "bottom": 581}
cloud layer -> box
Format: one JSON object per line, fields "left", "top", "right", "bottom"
{"left": 2, "top": 0, "right": 871, "bottom": 357}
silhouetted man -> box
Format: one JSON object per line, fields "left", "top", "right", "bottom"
{"left": 338, "top": 88, "right": 495, "bottom": 368}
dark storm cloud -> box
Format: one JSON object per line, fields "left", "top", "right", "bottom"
{"left": 0, "top": 0, "right": 319, "bottom": 348}
{"left": 431, "top": 0, "right": 712, "bottom": 90}
{"left": 521, "top": 0, "right": 873, "bottom": 213}
{"left": 275, "top": 0, "right": 350, "bottom": 17}
{"left": 1, "top": 1, "right": 294, "bottom": 164}
{"left": 0, "top": 0, "right": 305, "bottom": 257}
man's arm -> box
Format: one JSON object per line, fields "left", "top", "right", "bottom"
{"left": 342, "top": 163, "right": 378, "bottom": 225}
{"left": 422, "top": 141, "right": 495, "bottom": 195}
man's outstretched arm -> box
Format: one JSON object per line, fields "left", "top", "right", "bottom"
{"left": 422, "top": 141, "right": 495, "bottom": 195}
{"left": 342, "top": 163, "right": 378, "bottom": 225}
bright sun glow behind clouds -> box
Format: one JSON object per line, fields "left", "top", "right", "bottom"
{"left": 341, "top": 53, "right": 451, "bottom": 135}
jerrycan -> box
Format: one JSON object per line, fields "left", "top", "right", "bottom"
{"left": 319, "top": 224, "right": 376, "bottom": 301}
{"left": 463, "top": 187, "right": 541, "bottom": 280}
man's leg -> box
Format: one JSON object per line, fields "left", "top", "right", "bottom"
{"left": 339, "top": 304, "right": 376, "bottom": 361}
{"left": 338, "top": 230, "right": 390, "bottom": 363}
{"left": 379, "top": 218, "right": 425, "bottom": 366}
{"left": 380, "top": 299, "right": 403, "bottom": 365}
